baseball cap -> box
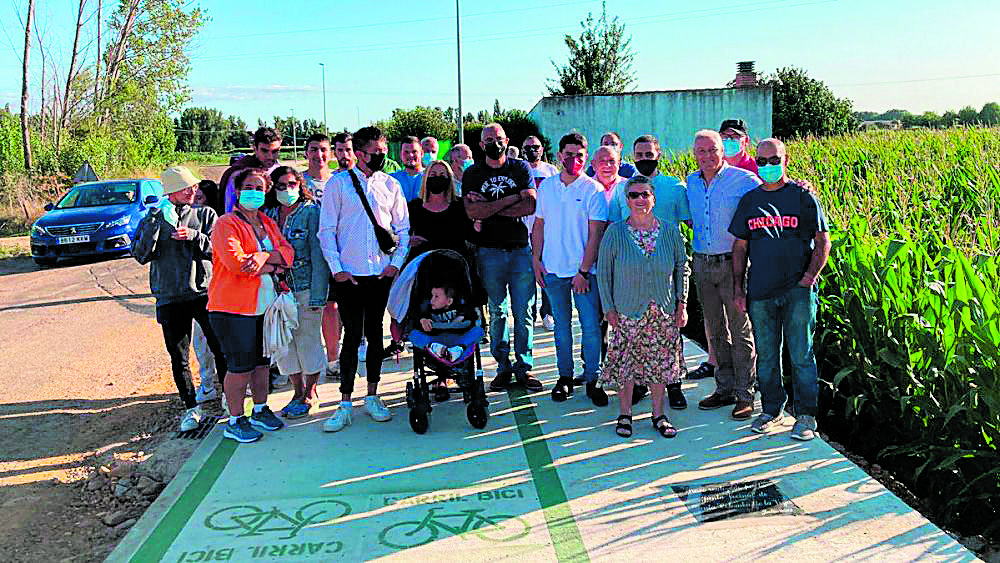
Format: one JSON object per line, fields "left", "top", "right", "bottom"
{"left": 719, "top": 119, "right": 748, "bottom": 136}
{"left": 160, "top": 166, "right": 200, "bottom": 194}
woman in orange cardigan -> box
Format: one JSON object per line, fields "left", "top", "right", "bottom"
{"left": 209, "top": 167, "right": 294, "bottom": 443}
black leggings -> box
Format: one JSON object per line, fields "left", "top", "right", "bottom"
{"left": 157, "top": 297, "right": 227, "bottom": 409}
{"left": 336, "top": 275, "right": 392, "bottom": 395}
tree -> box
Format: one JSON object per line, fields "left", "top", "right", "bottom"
{"left": 175, "top": 107, "right": 226, "bottom": 152}
{"left": 224, "top": 115, "right": 247, "bottom": 149}
{"left": 940, "top": 110, "right": 959, "bottom": 127}
{"left": 766, "top": 67, "right": 856, "bottom": 138}
{"left": 979, "top": 102, "right": 1000, "bottom": 125}
{"left": 547, "top": 1, "right": 635, "bottom": 96}
{"left": 378, "top": 106, "right": 457, "bottom": 143}
{"left": 19, "top": 0, "right": 34, "bottom": 171}
{"left": 958, "top": 105, "right": 979, "bottom": 125}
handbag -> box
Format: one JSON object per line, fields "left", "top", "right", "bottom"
{"left": 235, "top": 210, "right": 299, "bottom": 358}
{"left": 348, "top": 169, "right": 399, "bottom": 255}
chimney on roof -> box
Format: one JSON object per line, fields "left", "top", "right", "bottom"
{"left": 733, "top": 61, "right": 757, "bottom": 88}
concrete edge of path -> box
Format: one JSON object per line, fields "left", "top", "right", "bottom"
{"left": 108, "top": 426, "right": 227, "bottom": 562}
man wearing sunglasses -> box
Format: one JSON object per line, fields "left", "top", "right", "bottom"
{"left": 686, "top": 130, "right": 762, "bottom": 421}
{"left": 730, "top": 139, "right": 831, "bottom": 441}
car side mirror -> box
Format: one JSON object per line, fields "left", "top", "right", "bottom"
{"left": 44, "top": 203, "right": 54, "bottom": 211}
{"left": 144, "top": 195, "right": 159, "bottom": 205}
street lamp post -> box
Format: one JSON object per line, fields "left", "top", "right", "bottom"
{"left": 318, "top": 62, "right": 327, "bottom": 135}
{"left": 456, "top": 0, "right": 464, "bottom": 144}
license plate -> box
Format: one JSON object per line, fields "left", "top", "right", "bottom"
{"left": 57, "top": 235, "right": 90, "bottom": 244}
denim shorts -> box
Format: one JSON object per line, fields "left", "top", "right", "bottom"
{"left": 208, "top": 311, "right": 269, "bottom": 373}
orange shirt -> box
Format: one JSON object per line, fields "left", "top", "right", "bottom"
{"left": 208, "top": 212, "right": 294, "bottom": 315}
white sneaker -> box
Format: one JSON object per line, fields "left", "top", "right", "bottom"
{"left": 326, "top": 359, "right": 340, "bottom": 380}
{"left": 447, "top": 346, "right": 464, "bottom": 361}
{"left": 358, "top": 339, "right": 368, "bottom": 362}
{"left": 428, "top": 343, "right": 447, "bottom": 359}
{"left": 195, "top": 385, "right": 217, "bottom": 403}
{"left": 323, "top": 407, "right": 352, "bottom": 432}
{"left": 364, "top": 395, "right": 392, "bottom": 422}
{"left": 543, "top": 315, "right": 555, "bottom": 331}
{"left": 180, "top": 406, "right": 202, "bottom": 432}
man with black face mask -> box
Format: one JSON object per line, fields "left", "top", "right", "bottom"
{"left": 318, "top": 125, "right": 410, "bottom": 433}
{"left": 464, "top": 123, "right": 543, "bottom": 392}
{"left": 607, "top": 135, "right": 690, "bottom": 229}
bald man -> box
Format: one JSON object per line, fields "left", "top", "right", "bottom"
{"left": 464, "top": 123, "right": 542, "bottom": 392}
{"left": 730, "top": 138, "right": 831, "bottom": 441}
{"left": 685, "top": 130, "right": 761, "bottom": 420}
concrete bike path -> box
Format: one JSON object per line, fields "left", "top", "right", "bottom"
{"left": 110, "top": 328, "right": 975, "bottom": 562}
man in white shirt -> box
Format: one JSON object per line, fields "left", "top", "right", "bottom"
{"left": 318, "top": 126, "right": 410, "bottom": 432}
{"left": 390, "top": 136, "right": 424, "bottom": 202}
{"left": 521, "top": 135, "right": 558, "bottom": 331}
{"left": 532, "top": 132, "right": 609, "bottom": 406}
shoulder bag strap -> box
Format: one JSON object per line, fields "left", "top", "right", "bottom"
{"left": 348, "top": 169, "right": 383, "bottom": 233}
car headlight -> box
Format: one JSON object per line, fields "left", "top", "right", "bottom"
{"left": 104, "top": 215, "right": 131, "bottom": 229}
{"left": 30, "top": 224, "right": 47, "bottom": 238}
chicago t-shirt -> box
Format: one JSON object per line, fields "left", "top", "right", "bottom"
{"left": 728, "top": 182, "right": 828, "bottom": 300}
{"left": 462, "top": 158, "right": 533, "bottom": 249}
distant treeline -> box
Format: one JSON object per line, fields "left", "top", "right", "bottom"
{"left": 855, "top": 102, "right": 1000, "bottom": 128}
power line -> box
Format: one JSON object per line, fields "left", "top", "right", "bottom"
{"left": 833, "top": 73, "right": 1000, "bottom": 88}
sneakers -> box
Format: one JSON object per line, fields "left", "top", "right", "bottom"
{"left": 698, "top": 393, "right": 737, "bottom": 410}
{"left": 551, "top": 377, "right": 574, "bottom": 402}
{"left": 179, "top": 406, "right": 202, "bottom": 432}
{"left": 447, "top": 346, "right": 464, "bottom": 361}
{"left": 364, "top": 395, "right": 392, "bottom": 422}
{"left": 323, "top": 407, "right": 352, "bottom": 432}
{"left": 428, "top": 343, "right": 448, "bottom": 360}
{"left": 249, "top": 406, "right": 284, "bottom": 431}
{"left": 585, "top": 381, "right": 609, "bottom": 407}
{"left": 326, "top": 360, "right": 340, "bottom": 381}
{"left": 686, "top": 361, "right": 715, "bottom": 380}
{"left": 542, "top": 314, "right": 555, "bottom": 331}
{"left": 489, "top": 370, "right": 513, "bottom": 391}
{"left": 750, "top": 412, "right": 785, "bottom": 434}
{"left": 195, "top": 385, "right": 217, "bottom": 403}
{"left": 280, "top": 399, "right": 311, "bottom": 419}
{"left": 667, "top": 382, "right": 687, "bottom": 410}
{"left": 223, "top": 417, "right": 263, "bottom": 443}
{"left": 790, "top": 415, "right": 817, "bottom": 441}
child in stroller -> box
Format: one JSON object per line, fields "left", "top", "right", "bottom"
{"left": 411, "top": 284, "right": 484, "bottom": 367}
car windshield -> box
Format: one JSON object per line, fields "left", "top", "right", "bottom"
{"left": 55, "top": 182, "right": 139, "bottom": 209}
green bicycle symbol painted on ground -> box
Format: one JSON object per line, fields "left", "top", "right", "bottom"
{"left": 204, "top": 500, "right": 351, "bottom": 540}
{"left": 378, "top": 507, "right": 531, "bottom": 549}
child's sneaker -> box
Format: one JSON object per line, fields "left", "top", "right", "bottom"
{"left": 446, "top": 346, "right": 464, "bottom": 361}
{"left": 428, "top": 343, "right": 448, "bottom": 360}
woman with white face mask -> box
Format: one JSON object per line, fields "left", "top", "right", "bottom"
{"left": 264, "top": 166, "right": 330, "bottom": 420}
{"left": 208, "top": 168, "right": 294, "bottom": 443}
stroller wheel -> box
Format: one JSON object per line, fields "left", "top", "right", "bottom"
{"left": 409, "top": 409, "right": 429, "bottom": 434}
{"left": 405, "top": 381, "right": 415, "bottom": 409}
{"left": 467, "top": 402, "right": 488, "bottom": 429}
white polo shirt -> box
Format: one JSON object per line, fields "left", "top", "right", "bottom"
{"left": 534, "top": 173, "right": 608, "bottom": 278}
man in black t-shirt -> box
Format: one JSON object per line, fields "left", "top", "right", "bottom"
{"left": 730, "top": 138, "right": 831, "bottom": 442}
{"left": 464, "top": 123, "right": 543, "bottom": 392}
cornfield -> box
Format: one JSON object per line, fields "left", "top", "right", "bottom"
{"left": 667, "top": 127, "right": 1000, "bottom": 536}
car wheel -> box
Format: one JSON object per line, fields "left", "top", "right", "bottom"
{"left": 33, "top": 257, "right": 57, "bottom": 267}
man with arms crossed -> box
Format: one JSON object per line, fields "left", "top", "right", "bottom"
{"left": 464, "top": 123, "right": 543, "bottom": 392}
{"left": 686, "top": 130, "right": 761, "bottom": 420}
{"left": 731, "top": 138, "right": 830, "bottom": 440}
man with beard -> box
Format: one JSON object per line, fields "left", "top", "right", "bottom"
{"left": 463, "top": 123, "right": 543, "bottom": 392}
{"left": 391, "top": 136, "right": 425, "bottom": 202}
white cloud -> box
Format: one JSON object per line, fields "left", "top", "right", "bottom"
{"left": 191, "top": 84, "right": 318, "bottom": 102}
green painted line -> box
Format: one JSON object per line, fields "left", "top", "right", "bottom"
{"left": 508, "top": 388, "right": 590, "bottom": 563}
{"left": 129, "top": 438, "right": 237, "bottom": 562}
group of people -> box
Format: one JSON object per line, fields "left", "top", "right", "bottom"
{"left": 133, "top": 116, "right": 830, "bottom": 444}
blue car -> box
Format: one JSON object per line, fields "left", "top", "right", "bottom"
{"left": 29, "top": 178, "right": 164, "bottom": 266}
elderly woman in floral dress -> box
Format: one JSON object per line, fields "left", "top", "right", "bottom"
{"left": 597, "top": 175, "right": 690, "bottom": 438}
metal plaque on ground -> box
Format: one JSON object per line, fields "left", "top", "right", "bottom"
{"left": 672, "top": 479, "right": 803, "bottom": 522}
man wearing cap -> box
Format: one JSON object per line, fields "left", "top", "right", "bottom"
{"left": 720, "top": 119, "right": 758, "bottom": 175}
{"left": 686, "top": 130, "right": 761, "bottom": 421}
{"left": 132, "top": 166, "right": 228, "bottom": 432}
{"left": 585, "top": 132, "right": 638, "bottom": 179}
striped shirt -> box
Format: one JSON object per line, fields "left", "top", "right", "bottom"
{"left": 318, "top": 168, "right": 410, "bottom": 276}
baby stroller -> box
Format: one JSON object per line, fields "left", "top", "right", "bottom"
{"left": 387, "top": 249, "right": 489, "bottom": 434}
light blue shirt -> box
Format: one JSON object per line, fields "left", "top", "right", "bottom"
{"left": 686, "top": 163, "right": 761, "bottom": 255}
{"left": 390, "top": 169, "right": 423, "bottom": 202}
{"left": 608, "top": 174, "right": 690, "bottom": 227}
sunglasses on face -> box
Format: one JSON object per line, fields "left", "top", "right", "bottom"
{"left": 755, "top": 156, "right": 782, "bottom": 166}
{"left": 627, "top": 191, "right": 652, "bottom": 200}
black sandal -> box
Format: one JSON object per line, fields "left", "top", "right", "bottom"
{"left": 652, "top": 415, "right": 677, "bottom": 438}
{"left": 382, "top": 340, "right": 405, "bottom": 360}
{"left": 615, "top": 415, "right": 633, "bottom": 438}
{"left": 686, "top": 362, "right": 715, "bottom": 380}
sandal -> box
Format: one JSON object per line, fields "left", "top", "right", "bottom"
{"left": 382, "top": 340, "right": 405, "bottom": 360}
{"left": 686, "top": 362, "right": 715, "bottom": 380}
{"left": 652, "top": 415, "right": 677, "bottom": 438}
{"left": 615, "top": 415, "right": 633, "bottom": 438}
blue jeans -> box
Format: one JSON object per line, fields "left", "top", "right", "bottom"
{"left": 748, "top": 285, "right": 819, "bottom": 417}
{"left": 477, "top": 246, "right": 535, "bottom": 374}
{"left": 544, "top": 274, "right": 602, "bottom": 383}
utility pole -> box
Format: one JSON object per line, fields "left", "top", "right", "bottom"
{"left": 318, "top": 62, "right": 327, "bottom": 135}
{"left": 290, "top": 108, "right": 297, "bottom": 161}
{"left": 456, "top": 0, "right": 464, "bottom": 144}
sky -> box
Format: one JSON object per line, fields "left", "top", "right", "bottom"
{"left": 2, "top": 0, "right": 999, "bottom": 131}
